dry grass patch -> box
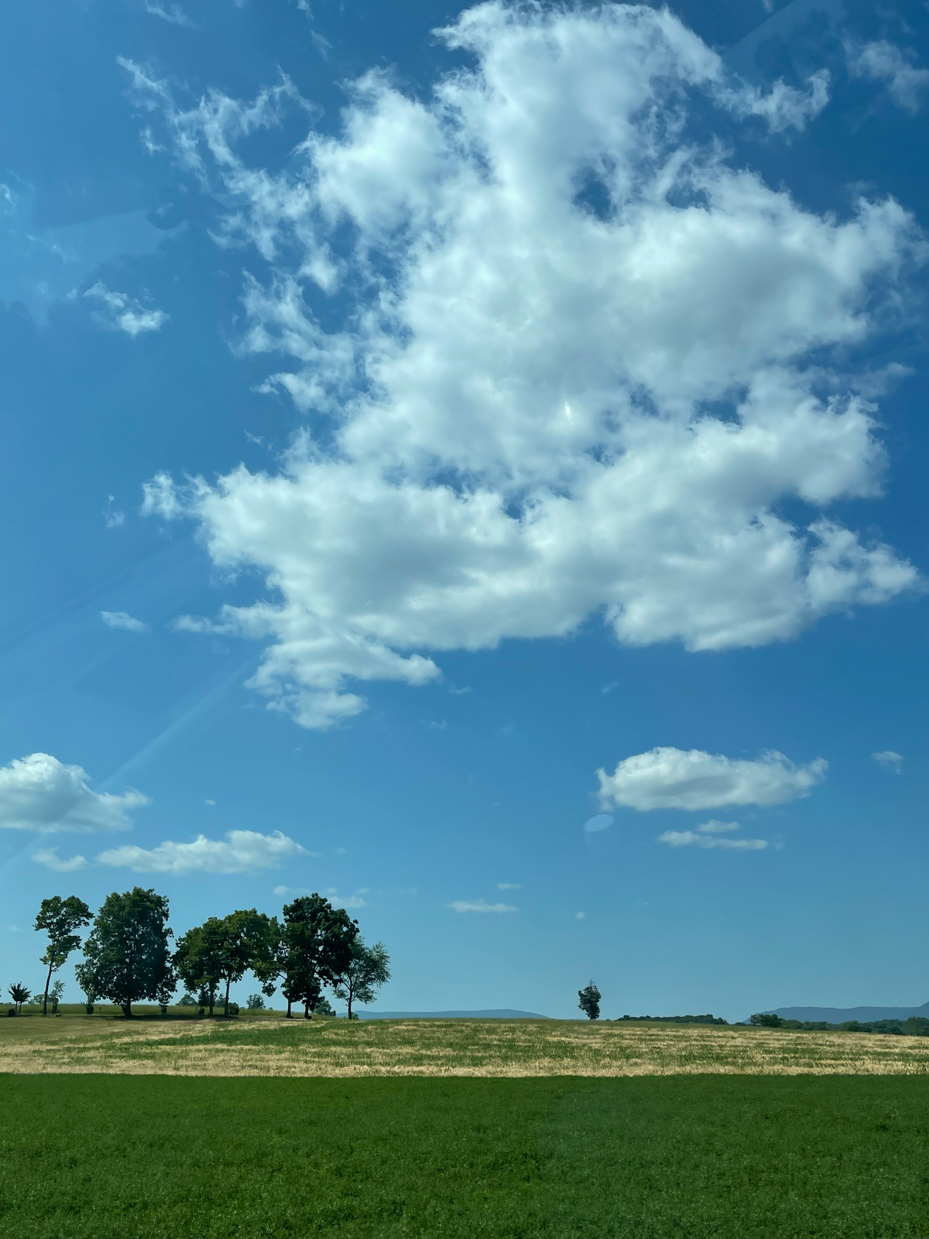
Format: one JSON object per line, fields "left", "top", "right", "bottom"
{"left": 4, "top": 1014, "right": 929, "bottom": 1077}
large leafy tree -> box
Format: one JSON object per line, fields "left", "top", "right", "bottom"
{"left": 281, "top": 895, "right": 358, "bottom": 1019}
{"left": 578, "top": 981, "right": 601, "bottom": 1020}
{"left": 75, "top": 888, "right": 176, "bottom": 1017}
{"left": 175, "top": 910, "right": 280, "bottom": 1017}
{"left": 34, "top": 895, "right": 92, "bottom": 1016}
{"left": 333, "top": 939, "right": 390, "bottom": 1020}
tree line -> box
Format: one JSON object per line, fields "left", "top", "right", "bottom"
{"left": 7, "top": 889, "right": 390, "bottom": 1020}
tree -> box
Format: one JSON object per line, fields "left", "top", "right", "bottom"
{"left": 34, "top": 895, "right": 92, "bottom": 1016}
{"left": 333, "top": 939, "right": 391, "bottom": 1020}
{"left": 578, "top": 981, "right": 601, "bottom": 1020}
{"left": 75, "top": 888, "right": 176, "bottom": 1017}
{"left": 281, "top": 894, "right": 358, "bottom": 1019}
{"left": 246, "top": 993, "right": 266, "bottom": 1010}
{"left": 47, "top": 980, "right": 65, "bottom": 1013}
{"left": 175, "top": 910, "right": 280, "bottom": 1017}
{"left": 8, "top": 983, "right": 30, "bottom": 1014}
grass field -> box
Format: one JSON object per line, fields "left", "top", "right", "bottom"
{"left": 2, "top": 1073, "right": 928, "bottom": 1237}
{"left": 3, "top": 1011, "right": 929, "bottom": 1076}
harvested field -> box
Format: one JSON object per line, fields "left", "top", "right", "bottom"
{"left": 3, "top": 1012, "right": 929, "bottom": 1076}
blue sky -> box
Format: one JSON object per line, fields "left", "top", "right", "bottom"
{"left": 2, "top": 0, "right": 929, "bottom": 1021}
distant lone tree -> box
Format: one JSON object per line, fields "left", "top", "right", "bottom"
{"left": 34, "top": 895, "right": 92, "bottom": 1016}
{"left": 578, "top": 981, "right": 601, "bottom": 1020}
{"left": 8, "top": 983, "right": 30, "bottom": 1014}
{"left": 333, "top": 939, "right": 391, "bottom": 1020}
{"left": 76, "top": 888, "right": 176, "bottom": 1018}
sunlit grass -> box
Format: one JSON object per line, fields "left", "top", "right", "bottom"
{"left": 3, "top": 1013, "right": 929, "bottom": 1077}
{"left": 2, "top": 1074, "right": 928, "bottom": 1237}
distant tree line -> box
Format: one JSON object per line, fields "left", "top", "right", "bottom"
{"left": 750, "top": 1012, "right": 929, "bottom": 1037}
{"left": 615, "top": 1013, "right": 729, "bottom": 1025}
{"left": 6, "top": 888, "right": 389, "bottom": 1019}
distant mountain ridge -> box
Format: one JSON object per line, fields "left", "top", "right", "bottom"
{"left": 355, "top": 1008, "right": 550, "bottom": 1020}
{"left": 767, "top": 1001, "right": 929, "bottom": 1023}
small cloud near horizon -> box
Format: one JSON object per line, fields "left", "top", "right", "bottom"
{"left": 449, "top": 899, "right": 517, "bottom": 914}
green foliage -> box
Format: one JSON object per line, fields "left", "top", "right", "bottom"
{"left": 8, "top": 982, "right": 30, "bottom": 1013}
{"left": 750, "top": 1012, "right": 929, "bottom": 1037}
{"left": 175, "top": 909, "right": 279, "bottom": 1016}
{"left": 75, "top": 888, "right": 176, "bottom": 1017}
{"left": 333, "top": 938, "right": 391, "bottom": 1019}
{"left": 34, "top": 894, "right": 92, "bottom": 1015}
{"left": 178, "top": 992, "right": 198, "bottom": 1007}
{"left": 281, "top": 894, "right": 358, "bottom": 1018}
{"left": 245, "top": 993, "right": 266, "bottom": 1010}
{"left": 578, "top": 981, "right": 601, "bottom": 1020}
{"left": 3, "top": 1075, "right": 929, "bottom": 1237}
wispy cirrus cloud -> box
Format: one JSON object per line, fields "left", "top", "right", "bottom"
{"left": 101, "top": 610, "right": 149, "bottom": 633}
{"left": 449, "top": 899, "right": 517, "bottom": 914}
{"left": 85, "top": 282, "right": 167, "bottom": 336}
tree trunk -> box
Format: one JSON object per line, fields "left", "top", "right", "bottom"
{"left": 347, "top": 983, "right": 353, "bottom": 1022}
{"left": 286, "top": 998, "right": 292, "bottom": 1018}
{"left": 304, "top": 999, "right": 311, "bottom": 1019}
{"left": 224, "top": 978, "right": 231, "bottom": 1017}
{"left": 124, "top": 1000, "right": 132, "bottom": 1018}
{"left": 209, "top": 989, "right": 215, "bottom": 1017}
{"left": 42, "top": 962, "right": 53, "bottom": 1016}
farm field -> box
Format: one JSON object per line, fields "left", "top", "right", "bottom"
{"left": 2, "top": 1073, "right": 928, "bottom": 1237}
{"left": 3, "top": 1011, "right": 929, "bottom": 1076}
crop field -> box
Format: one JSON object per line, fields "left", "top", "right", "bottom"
{"left": 2, "top": 1073, "right": 929, "bottom": 1238}
{"left": 3, "top": 1010, "right": 929, "bottom": 1077}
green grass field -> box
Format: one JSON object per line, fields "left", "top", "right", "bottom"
{"left": 2, "top": 1074, "right": 928, "bottom": 1237}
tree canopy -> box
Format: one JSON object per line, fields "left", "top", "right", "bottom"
{"left": 34, "top": 895, "right": 92, "bottom": 1016}
{"left": 281, "top": 894, "right": 358, "bottom": 1018}
{"left": 76, "top": 888, "right": 176, "bottom": 1017}
{"left": 333, "top": 939, "right": 391, "bottom": 1020}
{"left": 578, "top": 981, "right": 601, "bottom": 1020}
{"left": 175, "top": 909, "right": 280, "bottom": 1016}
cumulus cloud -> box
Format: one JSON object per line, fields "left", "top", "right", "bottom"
{"left": 449, "top": 899, "right": 517, "bottom": 913}
{"left": 0, "top": 753, "right": 149, "bottom": 832}
{"left": 872, "top": 749, "right": 903, "bottom": 772}
{"left": 848, "top": 40, "right": 929, "bottom": 113}
{"left": 658, "top": 830, "right": 769, "bottom": 851}
{"left": 97, "top": 828, "right": 306, "bottom": 874}
{"left": 129, "top": 3, "right": 922, "bottom": 728}
{"left": 32, "top": 847, "right": 87, "bottom": 872}
{"left": 84, "top": 282, "right": 167, "bottom": 336}
{"left": 598, "top": 747, "right": 826, "bottom": 811}
{"left": 101, "top": 610, "right": 149, "bottom": 633}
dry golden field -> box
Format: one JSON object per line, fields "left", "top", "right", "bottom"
{"left": 3, "top": 1012, "right": 929, "bottom": 1077}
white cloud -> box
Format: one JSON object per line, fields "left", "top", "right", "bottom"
{"left": 872, "top": 750, "right": 903, "bottom": 772}
{"left": 658, "top": 830, "right": 769, "bottom": 851}
{"left": 101, "top": 610, "right": 149, "bottom": 633}
{"left": 84, "top": 282, "right": 167, "bottom": 336}
{"left": 97, "top": 829, "right": 306, "bottom": 874}
{"left": 698, "top": 819, "right": 740, "bottom": 833}
{"left": 722, "top": 69, "right": 830, "bottom": 132}
{"left": 145, "top": 2, "right": 193, "bottom": 27}
{"left": 131, "top": 3, "right": 923, "bottom": 729}
{"left": 32, "top": 847, "right": 87, "bottom": 872}
{"left": 0, "top": 753, "right": 149, "bottom": 833}
{"left": 497, "top": 882, "right": 521, "bottom": 890}
{"left": 848, "top": 40, "right": 929, "bottom": 113}
{"left": 598, "top": 747, "right": 826, "bottom": 811}
{"left": 575, "top": 911, "right": 586, "bottom": 919}
{"left": 449, "top": 899, "right": 517, "bottom": 913}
